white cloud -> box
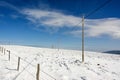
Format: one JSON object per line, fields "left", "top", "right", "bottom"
{"left": 0, "top": 1, "right": 120, "bottom": 39}
{"left": 85, "top": 18, "right": 120, "bottom": 38}
{"left": 0, "top": 1, "right": 20, "bottom": 12}
{"left": 22, "top": 9, "right": 81, "bottom": 27}
{"left": 22, "top": 9, "right": 120, "bottom": 39}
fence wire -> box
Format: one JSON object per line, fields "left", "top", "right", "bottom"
{"left": 0, "top": 46, "right": 56, "bottom": 80}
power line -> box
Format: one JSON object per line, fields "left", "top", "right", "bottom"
{"left": 85, "top": 0, "right": 112, "bottom": 18}
{"left": 73, "top": 0, "right": 112, "bottom": 63}
{"left": 73, "top": 0, "right": 112, "bottom": 28}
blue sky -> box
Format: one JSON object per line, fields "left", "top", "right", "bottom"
{"left": 0, "top": 0, "right": 120, "bottom": 52}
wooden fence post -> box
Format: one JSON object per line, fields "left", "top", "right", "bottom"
{"left": 17, "top": 57, "right": 20, "bottom": 71}
{"left": 0, "top": 46, "right": 1, "bottom": 51}
{"left": 8, "top": 51, "right": 10, "bottom": 61}
{"left": 4, "top": 48, "right": 5, "bottom": 55}
{"left": 36, "top": 64, "right": 40, "bottom": 80}
{"left": 0, "top": 47, "right": 1, "bottom": 53}
{"left": 2, "top": 47, "right": 3, "bottom": 53}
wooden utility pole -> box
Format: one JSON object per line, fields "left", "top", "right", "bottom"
{"left": 57, "top": 38, "right": 60, "bottom": 51}
{"left": 82, "top": 15, "right": 84, "bottom": 63}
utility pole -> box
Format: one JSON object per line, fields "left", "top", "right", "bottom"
{"left": 58, "top": 38, "right": 60, "bottom": 51}
{"left": 82, "top": 15, "right": 84, "bottom": 63}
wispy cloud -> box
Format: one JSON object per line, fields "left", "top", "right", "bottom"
{"left": 85, "top": 18, "right": 120, "bottom": 38}
{"left": 22, "top": 9, "right": 81, "bottom": 27}
{"left": 0, "top": 1, "right": 20, "bottom": 12}
{"left": 1, "top": 1, "right": 120, "bottom": 39}
{"left": 68, "top": 18, "right": 120, "bottom": 39}
{"left": 22, "top": 9, "right": 120, "bottom": 39}
{"left": 10, "top": 14, "right": 19, "bottom": 19}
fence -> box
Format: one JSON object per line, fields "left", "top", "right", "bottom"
{"left": 0, "top": 46, "right": 56, "bottom": 80}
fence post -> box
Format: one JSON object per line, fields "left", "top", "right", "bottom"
{"left": 4, "top": 48, "right": 5, "bottom": 55}
{"left": 17, "top": 57, "right": 20, "bottom": 71}
{"left": 0, "top": 47, "right": 1, "bottom": 53}
{"left": 2, "top": 47, "right": 3, "bottom": 53}
{"left": 36, "top": 64, "right": 40, "bottom": 80}
{"left": 8, "top": 51, "right": 10, "bottom": 61}
{"left": 0, "top": 46, "right": 1, "bottom": 51}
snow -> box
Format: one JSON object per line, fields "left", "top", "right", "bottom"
{"left": 0, "top": 45, "right": 120, "bottom": 80}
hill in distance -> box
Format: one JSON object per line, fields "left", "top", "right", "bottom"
{"left": 103, "top": 50, "right": 120, "bottom": 55}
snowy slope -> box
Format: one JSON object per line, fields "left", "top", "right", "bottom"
{"left": 0, "top": 45, "right": 120, "bottom": 80}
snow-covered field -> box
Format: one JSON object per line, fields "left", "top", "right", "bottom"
{"left": 0, "top": 45, "right": 120, "bottom": 80}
